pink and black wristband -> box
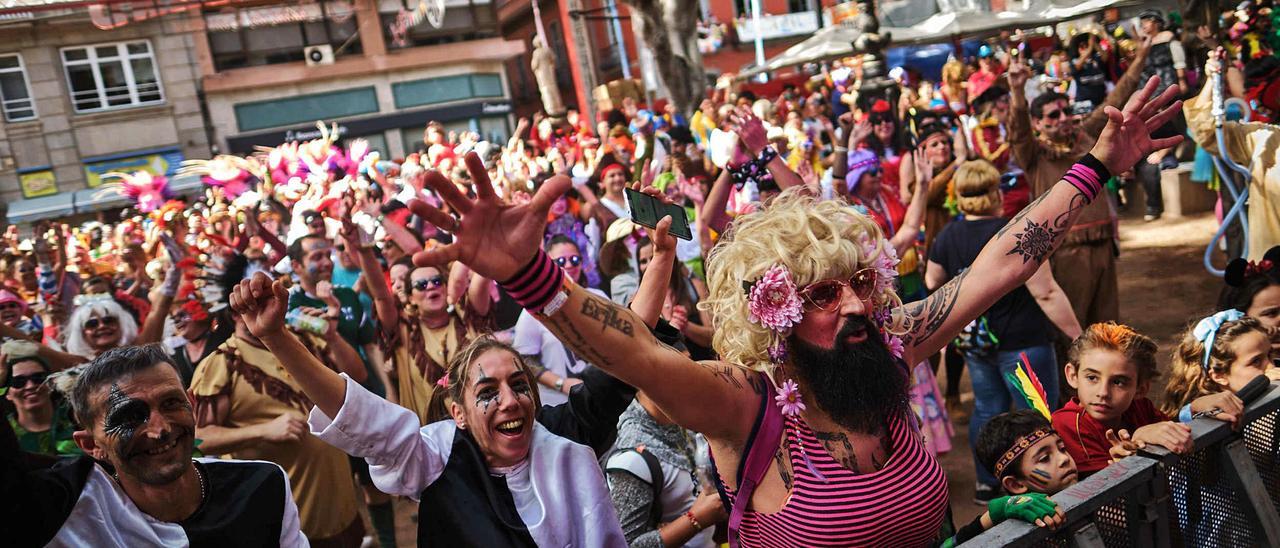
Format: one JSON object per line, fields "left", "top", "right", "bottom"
{"left": 1062, "top": 153, "right": 1111, "bottom": 202}
{"left": 499, "top": 249, "right": 565, "bottom": 313}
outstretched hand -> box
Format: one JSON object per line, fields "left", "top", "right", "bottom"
{"left": 1090, "top": 75, "right": 1184, "bottom": 175}
{"left": 729, "top": 105, "right": 769, "bottom": 156}
{"left": 408, "top": 152, "right": 570, "bottom": 282}
{"left": 229, "top": 272, "right": 290, "bottom": 340}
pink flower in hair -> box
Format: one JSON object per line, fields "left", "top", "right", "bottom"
{"left": 747, "top": 265, "right": 804, "bottom": 331}
{"left": 775, "top": 379, "right": 805, "bottom": 416}
{"left": 883, "top": 331, "right": 904, "bottom": 359}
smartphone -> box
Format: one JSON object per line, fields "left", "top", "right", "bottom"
{"left": 625, "top": 187, "right": 693, "bottom": 241}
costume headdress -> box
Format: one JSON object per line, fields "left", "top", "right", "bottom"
{"left": 994, "top": 354, "right": 1055, "bottom": 478}
{"left": 98, "top": 171, "right": 173, "bottom": 213}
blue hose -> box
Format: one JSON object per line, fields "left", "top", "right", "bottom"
{"left": 1204, "top": 65, "right": 1252, "bottom": 276}
{"left": 1204, "top": 156, "right": 1250, "bottom": 276}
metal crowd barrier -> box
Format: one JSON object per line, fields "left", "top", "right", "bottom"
{"left": 967, "top": 382, "right": 1280, "bottom": 547}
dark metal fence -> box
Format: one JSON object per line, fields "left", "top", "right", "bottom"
{"left": 967, "top": 382, "right": 1280, "bottom": 547}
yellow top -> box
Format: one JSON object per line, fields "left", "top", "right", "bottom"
{"left": 190, "top": 336, "right": 360, "bottom": 540}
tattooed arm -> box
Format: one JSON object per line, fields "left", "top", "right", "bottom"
{"left": 897, "top": 76, "right": 1184, "bottom": 365}
{"left": 536, "top": 286, "right": 762, "bottom": 443}
{"left": 405, "top": 157, "right": 762, "bottom": 444}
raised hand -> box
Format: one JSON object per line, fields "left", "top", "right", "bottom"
{"left": 229, "top": 272, "right": 290, "bottom": 340}
{"left": 1006, "top": 57, "right": 1031, "bottom": 92}
{"left": 729, "top": 105, "right": 769, "bottom": 156}
{"left": 1090, "top": 76, "right": 1184, "bottom": 175}
{"left": 314, "top": 280, "right": 340, "bottom": 309}
{"left": 408, "top": 152, "right": 569, "bottom": 282}
{"left": 849, "top": 119, "right": 873, "bottom": 147}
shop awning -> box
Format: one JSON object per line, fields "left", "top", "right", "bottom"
{"left": 168, "top": 172, "right": 204, "bottom": 196}
{"left": 5, "top": 193, "right": 75, "bottom": 224}
{"left": 4, "top": 172, "right": 205, "bottom": 225}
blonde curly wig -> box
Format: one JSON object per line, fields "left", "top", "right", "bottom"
{"left": 699, "top": 187, "right": 906, "bottom": 375}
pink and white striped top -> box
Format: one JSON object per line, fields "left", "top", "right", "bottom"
{"left": 720, "top": 410, "right": 950, "bottom": 547}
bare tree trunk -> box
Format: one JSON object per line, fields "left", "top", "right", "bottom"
{"left": 624, "top": 0, "right": 704, "bottom": 117}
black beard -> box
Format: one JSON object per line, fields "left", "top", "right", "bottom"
{"left": 788, "top": 316, "right": 909, "bottom": 433}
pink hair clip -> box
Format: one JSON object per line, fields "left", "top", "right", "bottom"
{"left": 436, "top": 376, "right": 449, "bottom": 389}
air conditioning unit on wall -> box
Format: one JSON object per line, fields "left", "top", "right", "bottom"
{"left": 304, "top": 45, "right": 334, "bottom": 66}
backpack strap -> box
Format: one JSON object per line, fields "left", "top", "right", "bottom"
{"left": 635, "top": 446, "right": 665, "bottom": 528}
{"left": 728, "top": 373, "right": 784, "bottom": 548}
{"left": 605, "top": 445, "right": 667, "bottom": 529}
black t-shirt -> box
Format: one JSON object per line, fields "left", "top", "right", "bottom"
{"left": 929, "top": 218, "right": 1050, "bottom": 350}
{"left": 1074, "top": 54, "right": 1107, "bottom": 106}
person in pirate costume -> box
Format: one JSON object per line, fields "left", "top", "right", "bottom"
{"left": 1, "top": 343, "right": 306, "bottom": 547}
{"left": 387, "top": 79, "right": 1184, "bottom": 546}
{"left": 189, "top": 249, "right": 368, "bottom": 547}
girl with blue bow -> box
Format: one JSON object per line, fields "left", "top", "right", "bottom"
{"left": 1160, "top": 310, "right": 1274, "bottom": 423}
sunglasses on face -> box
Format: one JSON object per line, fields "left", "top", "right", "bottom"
{"left": 798, "top": 268, "right": 879, "bottom": 312}
{"left": 83, "top": 316, "right": 119, "bottom": 330}
{"left": 412, "top": 277, "right": 445, "bottom": 291}
{"left": 171, "top": 311, "right": 190, "bottom": 323}
{"left": 6, "top": 372, "right": 48, "bottom": 389}
{"left": 554, "top": 255, "right": 582, "bottom": 267}
{"left": 1042, "top": 109, "right": 1064, "bottom": 121}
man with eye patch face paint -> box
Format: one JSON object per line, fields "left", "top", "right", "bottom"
{"left": 0, "top": 344, "right": 307, "bottom": 547}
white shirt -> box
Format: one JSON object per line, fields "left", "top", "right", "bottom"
{"left": 512, "top": 287, "right": 608, "bottom": 406}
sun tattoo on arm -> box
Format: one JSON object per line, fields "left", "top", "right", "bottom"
{"left": 1006, "top": 219, "right": 1060, "bottom": 264}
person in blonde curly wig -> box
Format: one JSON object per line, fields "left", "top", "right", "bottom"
{"left": 340, "top": 78, "right": 1183, "bottom": 546}
{"left": 702, "top": 189, "right": 903, "bottom": 373}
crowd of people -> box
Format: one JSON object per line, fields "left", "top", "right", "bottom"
{"left": 2, "top": 4, "right": 1280, "bottom": 547}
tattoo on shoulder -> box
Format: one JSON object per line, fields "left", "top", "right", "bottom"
{"left": 774, "top": 446, "right": 794, "bottom": 490}
{"left": 900, "top": 270, "right": 967, "bottom": 347}
{"left": 815, "top": 430, "right": 858, "bottom": 472}
{"left": 697, "top": 361, "right": 765, "bottom": 395}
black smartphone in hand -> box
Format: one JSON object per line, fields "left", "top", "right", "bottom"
{"left": 625, "top": 187, "right": 693, "bottom": 241}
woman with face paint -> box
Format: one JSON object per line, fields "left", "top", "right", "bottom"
{"left": 229, "top": 271, "right": 650, "bottom": 547}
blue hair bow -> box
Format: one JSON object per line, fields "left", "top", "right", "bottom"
{"left": 1192, "top": 309, "right": 1245, "bottom": 370}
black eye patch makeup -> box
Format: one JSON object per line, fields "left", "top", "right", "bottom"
{"left": 103, "top": 383, "right": 150, "bottom": 448}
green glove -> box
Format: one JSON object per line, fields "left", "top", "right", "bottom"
{"left": 988, "top": 492, "right": 1057, "bottom": 524}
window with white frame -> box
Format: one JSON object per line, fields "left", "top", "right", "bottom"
{"left": 61, "top": 41, "right": 164, "bottom": 113}
{"left": 0, "top": 54, "right": 36, "bottom": 121}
